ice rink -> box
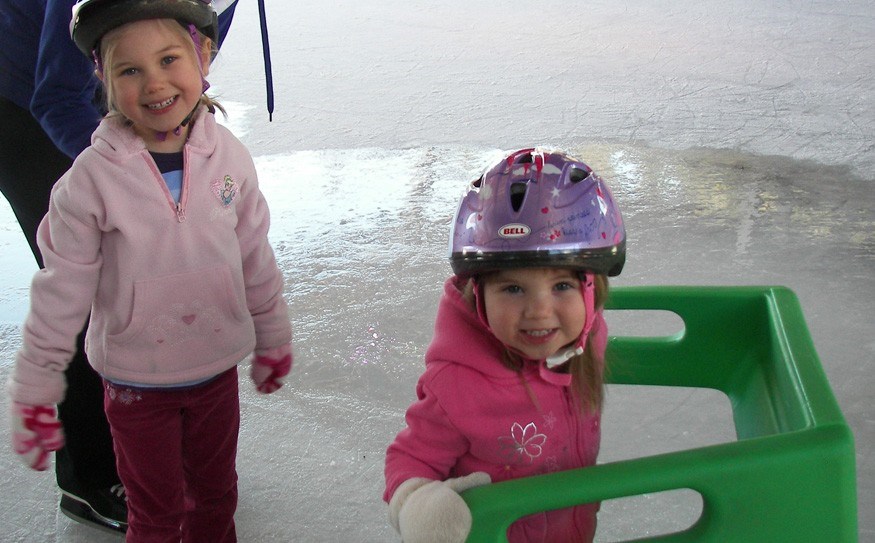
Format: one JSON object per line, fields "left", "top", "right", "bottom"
{"left": 1, "top": 1, "right": 872, "bottom": 541}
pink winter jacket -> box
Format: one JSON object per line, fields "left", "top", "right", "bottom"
{"left": 9, "top": 108, "right": 292, "bottom": 405}
{"left": 385, "top": 276, "right": 604, "bottom": 542}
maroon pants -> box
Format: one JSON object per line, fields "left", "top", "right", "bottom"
{"left": 104, "top": 368, "right": 240, "bottom": 543}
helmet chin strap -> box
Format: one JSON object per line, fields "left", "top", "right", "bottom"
{"left": 153, "top": 100, "right": 201, "bottom": 142}
{"left": 545, "top": 272, "right": 595, "bottom": 368}
{"left": 473, "top": 272, "right": 596, "bottom": 369}
{"left": 154, "top": 24, "right": 210, "bottom": 143}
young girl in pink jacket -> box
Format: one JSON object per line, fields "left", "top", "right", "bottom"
{"left": 385, "top": 147, "right": 626, "bottom": 542}
{"left": 8, "top": 1, "right": 292, "bottom": 540}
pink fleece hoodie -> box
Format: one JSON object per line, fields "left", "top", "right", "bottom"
{"left": 9, "top": 107, "right": 292, "bottom": 405}
{"left": 385, "top": 276, "right": 604, "bottom": 542}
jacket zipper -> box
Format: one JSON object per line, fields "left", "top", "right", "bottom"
{"left": 144, "top": 150, "right": 188, "bottom": 223}
{"left": 176, "top": 147, "right": 190, "bottom": 223}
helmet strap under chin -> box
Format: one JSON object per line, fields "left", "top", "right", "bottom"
{"left": 154, "top": 103, "right": 199, "bottom": 142}
{"left": 546, "top": 272, "right": 595, "bottom": 368}
{"left": 474, "top": 271, "right": 597, "bottom": 369}
{"left": 154, "top": 23, "right": 209, "bottom": 142}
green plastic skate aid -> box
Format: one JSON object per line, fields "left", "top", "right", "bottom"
{"left": 462, "top": 286, "right": 857, "bottom": 542}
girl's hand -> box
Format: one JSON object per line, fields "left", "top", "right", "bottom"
{"left": 250, "top": 343, "right": 293, "bottom": 394}
{"left": 389, "top": 472, "right": 492, "bottom": 543}
{"left": 10, "top": 401, "right": 65, "bottom": 471}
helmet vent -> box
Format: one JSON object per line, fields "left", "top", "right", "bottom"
{"left": 569, "top": 167, "right": 590, "bottom": 183}
{"left": 516, "top": 153, "right": 534, "bottom": 164}
{"left": 510, "top": 182, "right": 528, "bottom": 212}
{"left": 471, "top": 176, "right": 483, "bottom": 189}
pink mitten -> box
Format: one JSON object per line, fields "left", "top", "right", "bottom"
{"left": 250, "top": 344, "right": 293, "bottom": 394}
{"left": 10, "top": 401, "right": 65, "bottom": 471}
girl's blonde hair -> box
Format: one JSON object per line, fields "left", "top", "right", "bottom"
{"left": 462, "top": 273, "right": 609, "bottom": 414}
{"left": 98, "top": 18, "right": 224, "bottom": 121}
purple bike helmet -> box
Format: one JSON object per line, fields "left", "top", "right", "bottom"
{"left": 450, "top": 147, "right": 626, "bottom": 277}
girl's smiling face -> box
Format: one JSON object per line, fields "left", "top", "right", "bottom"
{"left": 481, "top": 267, "right": 586, "bottom": 361}
{"left": 100, "top": 19, "right": 210, "bottom": 150}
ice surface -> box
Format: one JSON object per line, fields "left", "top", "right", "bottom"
{"left": 0, "top": 1, "right": 872, "bottom": 541}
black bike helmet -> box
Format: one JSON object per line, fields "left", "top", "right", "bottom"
{"left": 70, "top": 0, "right": 218, "bottom": 57}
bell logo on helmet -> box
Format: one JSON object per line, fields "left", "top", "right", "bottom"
{"left": 499, "top": 224, "right": 531, "bottom": 238}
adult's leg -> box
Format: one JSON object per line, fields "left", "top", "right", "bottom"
{"left": 0, "top": 97, "right": 124, "bottom": 531}
{"left": 57, "top": 330, "right": 127, "bottom": 531}
{"left": 0, "top": 97, "right": 64, "bottom": 261}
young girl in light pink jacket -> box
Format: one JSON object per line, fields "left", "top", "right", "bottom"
{"left": 385, "top": 148, "right": 626, "bottom": 542}
{"left": 8, "top": 1, "right": 292, "bottom": 540}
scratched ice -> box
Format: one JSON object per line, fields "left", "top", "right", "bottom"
{"left": 0, "top": 1, "right": 872, "bottom": 541}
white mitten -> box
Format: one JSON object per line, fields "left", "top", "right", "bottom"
{"left": 389, "top": 472, "right": 491, "bottom": 543}
{"left": 10, "top": 401, "right": 65, "bottom": 471}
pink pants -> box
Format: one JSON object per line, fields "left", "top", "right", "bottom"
{"left": 104, "top": 367, "right": 240, "bottom": 543}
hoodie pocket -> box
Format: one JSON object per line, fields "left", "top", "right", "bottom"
{"left": 105, "top": 265, "right": 252, "bottom": 374}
